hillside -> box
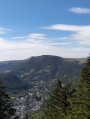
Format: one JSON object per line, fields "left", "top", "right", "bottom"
{"left": 0, "top": 60, "right": 23, "bottom": 73}
{"left": 0, "top": 74, "right": 30, "bottom": 96}
{"left": 10, "top": 55, "right": 85, "bottom": 84}
{"left": 0, "top": 55, "right": 86, "bottom": 118}
{"left": 0, "top": 55, "right": 86, "bottom": 94}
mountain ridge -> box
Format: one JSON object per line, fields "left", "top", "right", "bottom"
{"left": 8, "top": 55, "right": 86, "bottom": 82}
{"left": 0, "top": 55, "right": 86, "bottom": 95}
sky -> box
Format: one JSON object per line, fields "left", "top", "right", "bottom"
{"left": 0, "top": 0, "right": 90, "bottom": 61}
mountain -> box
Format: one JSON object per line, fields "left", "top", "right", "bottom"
{"left": 0, "top": 55, "right": 86, "bottom": 94}
{"left": 1, "top": 55, "right": 86, "bottom": 82}
{"left": 10, "top": 55, "right": 85, "bottom": 84}
{"left": 0, "top": 60, "right": 23, "bottom": 73}
{"left": 0, "top": 74, "right": 30, "bottom": 96}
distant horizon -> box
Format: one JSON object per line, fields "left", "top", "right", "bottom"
{"left": 0, "top": 54, "right": 87, "bottom": 62}
{"left": 0, "top": 0, "right": 90, "bottom": 61}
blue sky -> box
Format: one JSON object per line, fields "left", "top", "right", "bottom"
{"left": 0, "top": 0, "right": 90, "bottom": 61}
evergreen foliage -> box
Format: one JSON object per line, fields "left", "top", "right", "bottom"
{"left": 68, "top": 56, "right": 90, "bottom": 119}
{"left": 0, "top": 55, "right": 85, "bottom": 96}
{"left": 44, "top": 80, "right": 71, "bottom": 119}
{"left": 0, "top": 76, "right": 19, "bottom": 119}
{"left": 3, "top": 55, "right": 84, "bottom": 84}
{"left": 26, "top": 56, "right": 90, "bottom": 119}
{"left": 44, "top": 57, "right": 90, "bottom": 119}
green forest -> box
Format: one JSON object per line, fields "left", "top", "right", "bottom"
{"left": 24, "top": 56, "right": 90, "bottom": 119}
{"left": 0, "top": 56, "right": 90, "bottom": 119}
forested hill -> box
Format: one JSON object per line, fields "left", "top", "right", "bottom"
{"left": 0, "top": 55, "right": 86, "bottom": 94}
{"left": 0, "top": 55, "right": 85, "bottom": 82}
{"left": 1, "top": 74, "right": 29, "bottom": 95}
{"left": 0, "top": 60, "right": 23, "bottom": 73}
{"left": 11, "top": 55, "right": 85, "bottom": 82}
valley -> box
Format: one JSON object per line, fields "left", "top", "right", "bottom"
{"left": 0, "top": 55, "right": 86, "bottom": 118}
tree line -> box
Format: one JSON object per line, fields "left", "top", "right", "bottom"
{"left": 44, "top": 56, "right": 90, "bottom": 119}
{"left": 0, "top": 76, "right": 19, "bottom": 119}
{"left": 0, "top": 56, "right": 90, "bottom": 119}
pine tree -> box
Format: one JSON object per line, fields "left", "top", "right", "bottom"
{"left": 0, "top": 76, "right": 19, "bottom": 119}
{"left": 44, "top": 80, "right": 71, "bottom": 119}
{"left": 68, "top": 56, "right": 90, "bottom": 119}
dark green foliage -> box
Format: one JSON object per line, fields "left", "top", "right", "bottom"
{"left": 12, "top": 55, "right": 85, "bottom": 82}
{"left": 0, "top": 55, "right": 85, "bottom": 96}
{"left": 68, "top": 56, "right": 90, "bottom": 119}
{"left": 0, "top": 74, "right": 31, "bottom": 96}
{"left": 0, "top": 55, "right": 87, "bottom": 119}
{"left": 44, "top": 80, "right": 71, "bottom": 119}
{"left": 26, "top": 56, "right": 89, "bottom": 119}
{"left": 0, "top": 76, "right": 19, "bottom": 119}
{"left": 0, "top": 60, "right": 22, "bottom": 73}
{"left": 2, "top": 74, "right": 29, "bottom": 91}
{"left": 29, "top": 107, "right": 46, "bottom": 119}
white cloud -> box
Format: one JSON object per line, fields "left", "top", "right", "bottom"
{"left": 28, "top": 33, "right": 47, "bottom": 39}
{"left": 0, "top": 27, "right": 13, "bottom": 34}
{"left": 0, "top": 28, "right": 6, "bottom": 34}
{"left": 0, "top": 34, "right": 89, "bottom": 61}
{"left": 0, "top": 38, "right": 5, "bottom": 41}
{"left": 50, "top": 42, "right": 72, "bottom": 46}
{"left": 0, "top": 32, "right": 90, "bottom": 61}
{"left": 13, "top": 36, "right": 26, "bottom": 40}
{"left": 13, "top": 33, "right": 47, "bottom": 42}
{"left": 43, "top": 24, "right": 88, "bottom": 31}
{"left": 43, "top": 24, "right": 90, "bottom": 46}
{"left": 69, "top": 7, "right": 90, "bottom": 14}
{"left": 58, "top": 37, "right": 69, "bottom": 40}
